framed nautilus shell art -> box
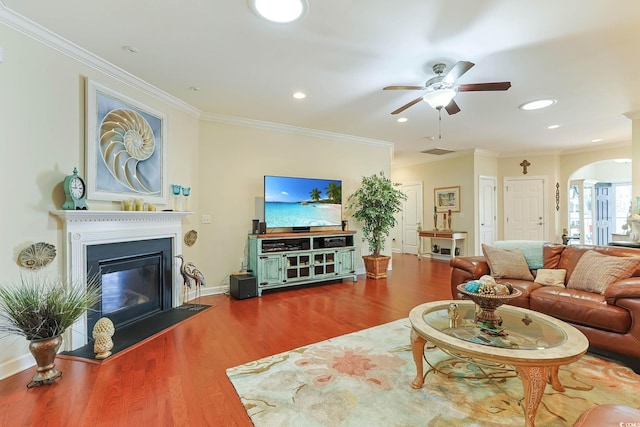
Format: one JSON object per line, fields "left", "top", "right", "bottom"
{"left": 85, "top": 79, "right": 168, "bottom": 205}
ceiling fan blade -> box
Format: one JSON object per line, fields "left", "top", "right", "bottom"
{"left": 445, "top": 99, "right": 461, "bottom": 115}
{"left": 383, "top": 85, "right": 425, "bottom": 90}
{"left": 391, "top": 96, "right": 423, "bottom": 115}
{"left": 457, "top": 82, "right": 512, "bottom": 92}
{"left": 443, "top": 61, "right": 475, "bottom": 84}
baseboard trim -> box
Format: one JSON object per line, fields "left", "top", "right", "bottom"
{"left": 0, "top": 350, "right": 35, "bottom": 382}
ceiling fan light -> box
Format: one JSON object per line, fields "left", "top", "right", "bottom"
{"left": 251, "top": 0, "right": 307, "bottom": 23}
{"left": 422, "top": 89, "right": 456, "bottom": 109}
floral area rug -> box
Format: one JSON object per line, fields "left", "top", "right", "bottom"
{"left": 226, "top": 319, "right": 640, "bottom": 426}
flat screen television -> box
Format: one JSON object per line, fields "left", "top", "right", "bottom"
{"left": 264, "top": 175, "right": 342, "bottom": 229}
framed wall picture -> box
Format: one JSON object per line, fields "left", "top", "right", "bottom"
{"left": 86, "top": 79, "right": 168, "bottom": 204}
{"left": 434, "top": 186, "right": 460, "bottom": 212}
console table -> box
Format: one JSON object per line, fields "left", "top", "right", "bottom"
{"left": 418, "top": 230, "right": 467, "bottom": 261}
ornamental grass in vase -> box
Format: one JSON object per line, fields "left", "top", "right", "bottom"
{"left": 346, "top": 171, "right": 407, "bottom": 279}
{"left": 0, "top": 274, "right": 100, "bottom": 387}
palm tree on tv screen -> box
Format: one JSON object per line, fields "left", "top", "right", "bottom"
{"left": 310, "top": 188, "right": 321, "bottom": 202}
{"left": 325, "top": 182, "right": 341, "bottom": 204}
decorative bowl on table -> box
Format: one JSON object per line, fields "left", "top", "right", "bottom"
{"left": 457, "top": 283, "right": 522, "bottom": 329}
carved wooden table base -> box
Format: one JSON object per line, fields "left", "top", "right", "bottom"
{"left": 411, "top": 329, "right": 566, "bottom": 426}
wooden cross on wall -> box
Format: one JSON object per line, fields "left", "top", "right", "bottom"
{"left": 520, "top": 159, "right": 530, "bottom": 174}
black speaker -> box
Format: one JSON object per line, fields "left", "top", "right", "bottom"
{"left": 230, "top": 274, "right": 257, "bottom": 299}
{"left": 252, "top": 219, "right": 260, "bottom": 234}
{"left": 259, "top": 221, "right": 267, "bottom": 234}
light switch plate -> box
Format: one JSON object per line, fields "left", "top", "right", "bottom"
{"left": 201, "top": 214, "right": 211, "bottom": 224}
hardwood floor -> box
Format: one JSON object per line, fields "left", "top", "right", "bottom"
{"left": 0, "top": 254, "right": 453, "bottom": 427}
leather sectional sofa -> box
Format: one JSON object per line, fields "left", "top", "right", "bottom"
{"left": 450, "top": 243, "right": 640, "bottom": 372}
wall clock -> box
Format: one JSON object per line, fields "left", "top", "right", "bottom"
{"left": 62, "top": 167, "right": 89, "bottom": 210}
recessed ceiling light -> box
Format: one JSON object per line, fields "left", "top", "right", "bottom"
{"left": 591, "top": 138, "right": 603, "bottom": 143}
{"left": 249, "top": 0, "right": 308, "bottom": 23}
{"left": 292, "top": 91, "right": 306, "bottom": 99}
{"left": 519, "top": 99, "right": 557, "bottom": 111}
{"left": 397, "top": 117, "right": 408, "bottom": 123}
{"left": 122, "top": 45, "right": 139, "bottom": 53}
{"left": 547, "top": 124, "right": 560, "bottom": 129}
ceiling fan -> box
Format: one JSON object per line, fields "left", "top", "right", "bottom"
{"left": 384, "top": 61, "right": 511, "bottom": 115}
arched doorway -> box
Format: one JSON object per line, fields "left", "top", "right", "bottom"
{"left": 567, "top": 159, "right": 631, "bottom": 245}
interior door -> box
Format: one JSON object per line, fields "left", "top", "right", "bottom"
{"left": 595, "top": 183, "right": 614, "bottom": 245}
{"left": 400, "top": 182, "right": 422, "bottom": 254}
{"left": 504, "top": 178, "right": 545, "bottom": 240}
{"left": 479, "top": 176, "right": 497, "bottom": 254}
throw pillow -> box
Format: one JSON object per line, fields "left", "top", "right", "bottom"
{"left": 534, "top": 269, "right": 566, "bottom": 287}
{"left": 482, "top": 244, "right": 534, "bottom": 280}
{"left": 566, "top": 250, "right": 640, "bottom": 294}
{"left": 493, "top": 240, "right": 544, "bottom": 269}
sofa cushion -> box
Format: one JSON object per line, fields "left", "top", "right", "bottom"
{"left": 557, "top": 246, "right": 590, "bottom": 281}
{"left": 543, "top": 243, "right": 565, "bottom": 269}
{"left": 493, "top": 240, "right": 544, "bottom": 269}
{"left": 566, "top": 250, "right": 640, "bottom": 294}
{"left": 482, "top": 244, "right": 534, "bottom": 280}
{"left": 530, "top": 286, "right": 631, "bottom": 334}
{"left": 497, "top": 279, "right": 540, "bottom": 309}
{"left": 534, "top": 269, "right": 566, "bottom": 287}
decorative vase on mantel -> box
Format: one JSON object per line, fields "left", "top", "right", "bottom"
{"left": 433, "top": 213, "right": 438, "bottom": 230}
{"left": 27, "top": 335, "right": 63, "bottom": 388}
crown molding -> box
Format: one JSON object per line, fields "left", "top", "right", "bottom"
{"left": 473, "top": 148, "right": 499, "bottom": 158}
{"left": 0, "top": 1, "right": 201, "bottom": 119}
{"left": 559, "top": 139, "right": 630, "bottom": 156}
{"left": 0, "top": 1, "right": 398, "bottom": 152}
{"left": 624, "top": 111, "right": 640, "bottom": 121}
{"left": 200, "top": 112, "right": 394, "bottom": 149}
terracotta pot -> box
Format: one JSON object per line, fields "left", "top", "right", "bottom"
{"left": 362, "top": 255, "right": 391, "bottom": 279}
{"left": 28, "top": 335, "right": 63, "bottom": 387}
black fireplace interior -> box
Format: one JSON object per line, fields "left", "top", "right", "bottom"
{"left": 86, "top": 238, "right": 173, "bottom": 337}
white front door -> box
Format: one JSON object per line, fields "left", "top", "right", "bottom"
{"left": 504, "top": 177, "right": 545, "bottom": 240}
{"left": 400, "top": 182, "right": 422, "bottom": 254}
{"left": 479, "top": 176, "right": 497, "bottom": 254}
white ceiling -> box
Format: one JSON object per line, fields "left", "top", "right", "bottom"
{"left": 4, "top": 0, "right": 640, "bottom": 167}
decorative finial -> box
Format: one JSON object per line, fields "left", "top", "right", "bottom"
{"left": 93, "top": 317, "right": 115, "bottom": 359}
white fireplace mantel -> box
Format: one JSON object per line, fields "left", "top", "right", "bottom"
{"left": 50, "top": 210, "right": 192, "bottom": 350}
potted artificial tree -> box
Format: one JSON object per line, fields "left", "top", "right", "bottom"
{"left": 347, "top": 171, "right": 407, "bottom": 279}
{"left": 0, "top": 274, "right": 100, "bottom": 387}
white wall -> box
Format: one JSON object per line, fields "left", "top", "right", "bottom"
{"left": 571, "top": 159, "right": 631, "bottom": 182}
{"left": 197, "top": 119, "right": 392, "bottom": 283}
{"left": 392, "top": 145, "right": 633, "bottom": 254}
{"left": 392, "top": 151, "right": 476, "bottom": 253}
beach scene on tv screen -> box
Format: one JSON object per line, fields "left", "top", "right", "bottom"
{"left": 265, "top": 176, "right": 342, "bottom": 228}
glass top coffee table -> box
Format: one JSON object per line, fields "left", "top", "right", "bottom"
{"left": 409, "top": 300, "right": 589, "bottom": 427}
